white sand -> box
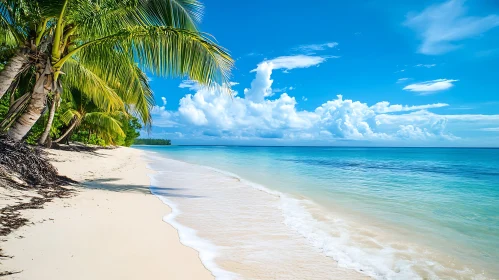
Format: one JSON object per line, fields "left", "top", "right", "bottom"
{"left": 0, "top": 147, "right": 213, "bottom": 280}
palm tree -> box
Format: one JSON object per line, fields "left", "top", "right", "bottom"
{"left": 37, "top": 50, "right": 154, "bottom": 145}
{"left": 0, "top": 0, "right": 43, "bottom": 99}
{"left": 1, "top": 0, "right": 233, "bottom": 142}
{"left": 55, "top": 88, "right": 126, "bottom": 144}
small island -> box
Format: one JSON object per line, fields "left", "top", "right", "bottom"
{"left": 133, "top": 138, "right": 172, "bottom": 145}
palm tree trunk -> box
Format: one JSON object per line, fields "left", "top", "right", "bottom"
{"left": 0, "top": 50, "right": 29, "bottom": 100}
{"left": 10, "top": 90, "right": 15, "bottom": 105}
{"left": 7, "top": 59, "right": 52, "bottom": 142}
{"left": 0, "top": 92, "right": 30, "bottom": 131}
{"left": 38, "top": 92, "right": 60, "bottom": 145}
{"left": 54, "top": 120, "right": 77, "bottom": 143}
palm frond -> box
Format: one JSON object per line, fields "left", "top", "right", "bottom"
{"left": 84, "top": 111, "right": 125, "bottom": 139}
{"left": 137, "top": 0, "right": 203, "bottom": 28}
{"left": 35, "top": 0, "right": 66, "bottom": 18}
{"left": 77, "top": 46, "right": 154, "bottom": 127}
{"left": 69, "top": 0, "right": 203, "bottom": 40}
{"left": 65, "top": 26, "right": 233, "bottom": 86}
{"left": 60, "top": 108, "right": 81, "bottom": 125}
{"left": 127, "top": 66, "right": 153, "bottom": 128}
{"left": 62, "top": 57, "right": 125, "bottom": 112}
{"left": 0, "top": 0, "right": 28, "bottom": 46}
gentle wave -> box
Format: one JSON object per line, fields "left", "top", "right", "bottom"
{"left": 146, "top": 156, "right": 238, "bottom": 280}
{"left": 142, "top": 151, "right": 488, "bottom": 279}
{"left": 202, "top": 166, "right": 465, "bottom": 279}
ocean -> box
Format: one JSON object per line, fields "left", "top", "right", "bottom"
{"left": 137, "top": 146, "right": 499, "bottom": 280}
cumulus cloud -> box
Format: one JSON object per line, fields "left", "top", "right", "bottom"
{"left": 244, "top": 55, "right": 330, "bottom": 102}
{"left": 403, "top": 79, "right": 458, "bottom": 94}
{"left": 151, "top": 105, "right": 177, "bottom": 127}
{"left": 161, "top": 97, "right": 167, "bottom": 106}
{"left": 405, "top": 0, "right": 499, "bottom": 55}
{"left": 151, "top": 57, "right": 499, "bottom": 143}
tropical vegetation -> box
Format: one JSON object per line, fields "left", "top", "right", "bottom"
{"left": 133, "top": 138, "right": 171, "bottom": 145}
{"left": 0, "top": 0, "right": 233, "bottom": 147}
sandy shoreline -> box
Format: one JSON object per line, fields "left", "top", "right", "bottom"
{"left": 0, "top": 147, "right": 213, "bottom": 280}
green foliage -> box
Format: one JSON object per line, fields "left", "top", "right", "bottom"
{"left": 0, "top": 94, "right": 10, "bottom": 121}
{"left": 1, "top": 0, "right": 233, "bottom": 145}
{"left": 133, "top": 138, "right": 171, "bottom": 145}
{"left": 70, "top": 129, "right": 106, "bottom": 146}
{"left": 123, "top": 117, "right": 142, "bottom": 147}
{"left": 25, "top": 115, "right": 47, "bottom": 145}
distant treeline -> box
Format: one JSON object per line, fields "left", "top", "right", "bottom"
{"left": 133, "top": 138, "right": 171, "bottom": 145}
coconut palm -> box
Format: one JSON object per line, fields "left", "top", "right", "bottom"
{"left": 1, "top": 0, "right": 233, "bottom": 142}
{"left": 55, "top": 88, "right": 126, "bottom": 144}
{"left": 37, "top": 48, "right": 154, "bottom": 145}
{"left": 0, "top": 0, "right": 42, "bottom": 99}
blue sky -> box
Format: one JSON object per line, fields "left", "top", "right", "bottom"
{"left": 145, "top": 0, "right": 499, "bottom": 146}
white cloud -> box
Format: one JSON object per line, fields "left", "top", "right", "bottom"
{"left": 151, "top": 58, "right": 499, "bottom": 144}
{"left": 151, "top": 105, "right": 177, "bottom": 127}
{"left": 397, "top": 78, "right": 410, "bottom": 83}
{"left": 256, "top": 55, "right": 330, "bottom": 71}
{"left": 403, "top": 79, "right": 458, "bottom": 94}
{"left": 480, "top": 127, "right": 499, "bottom": 132}
{"left": 296, "top": 42, "right": 339, "bottom": 53}
{"left": 397, "top": 125, "right": 433, "bottom": 141}
{"left": 415, "top": 64, "right": 436, "bottom": 68}
{"left": 405, "top": 0, "right": 499, "bottom": 55}
{"left": 244, "top": 62, "right": 275, "bottom": 102}
{"left": 179, "top": 80, "right": 199, "bottom": 90}
{"left": 244, "top": 55, "right": 330, "bottom": 102}
{"left": 161, "top": 97, "right": 167, "bottom": 106}
{"left": 370, "top": 102, "right": 448, "bottom": 113}
{"left": 314, "top": 95, "right": 389, "bottom": 140}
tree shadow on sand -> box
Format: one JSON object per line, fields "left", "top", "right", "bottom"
{"left": 83, "top": 178, "right": 204, "bottom": 198}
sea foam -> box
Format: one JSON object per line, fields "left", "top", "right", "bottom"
{"left": 146, "top": 157, "right": 238, "bottom": 280}
{"left": 142, "top": 150, "right": 489, "bottom": 280}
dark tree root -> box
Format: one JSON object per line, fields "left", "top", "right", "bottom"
{"left": 0, "top": 136, "right": 78, "bottom": 276}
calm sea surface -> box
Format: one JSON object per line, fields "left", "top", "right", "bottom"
{"left": 137, "top": 146, "right": 499, "bottom": 279}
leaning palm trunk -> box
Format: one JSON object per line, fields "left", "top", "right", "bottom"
{"left": 0, "top": 92, "right": 31, "bottom": 131}
{"left": 7, "top": 59, "right": 53, "bottom": 141}
{"left": 54, "top": 120, "right": 78, "bottom": 143}
{"left": 38, "top": 92, "right": 60, "bottom": 145}
{"left": 0, "top": 50, "right": 29, "bottom": 99}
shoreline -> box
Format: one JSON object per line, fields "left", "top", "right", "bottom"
{"left": 1, "top": 146, "right": 495, "bottom": 279}
{"left": 143, "top": 150, "right": 368, "bottom": 280}
{"left": 0, "top": 147, "right": 213, "bottom": 280}
{"left": 140, "top": 146, "right": 496, "bottom": 280}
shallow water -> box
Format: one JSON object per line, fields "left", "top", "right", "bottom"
{"left": 139, "top": 146, "right": 499, "bottom": 279}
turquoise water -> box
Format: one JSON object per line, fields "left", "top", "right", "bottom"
{"left": 138, "top": 146, "right": 499, "bottom": 279}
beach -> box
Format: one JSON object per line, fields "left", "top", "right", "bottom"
{"left": 1, "top": 146, "right": 497, "bottom": 280}
{"left": 0, "top": 147, "right": 213, "bottom": 280}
